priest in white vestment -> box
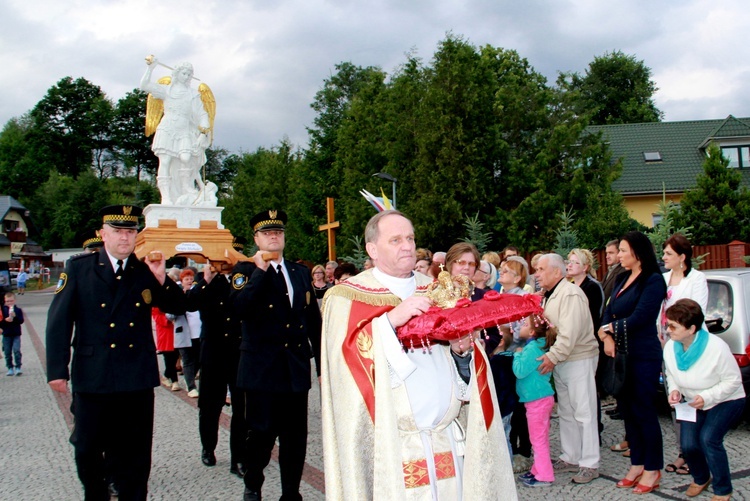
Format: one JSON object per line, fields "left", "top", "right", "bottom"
{"left": 321, "top": 210, "right": 517, "bottom": 501}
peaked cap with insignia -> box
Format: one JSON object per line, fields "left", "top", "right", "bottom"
{"left": 79, "top": 229, "right": 103, "bottom": 251}
{"left": 250, "top": 209, "right": 287, "bottom": 233}
{"left": 232, "top": 235, "right": 248, "bottom": 251}
{"left": 99, "top": 204, "right": 143, "bottom": 229}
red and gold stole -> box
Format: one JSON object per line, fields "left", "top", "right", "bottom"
{"left": 342, "top": 300, "right": 393, "bottom": 423}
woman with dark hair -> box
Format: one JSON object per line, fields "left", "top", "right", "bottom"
{"left": 599, "top": 231, "right": 667, "bottom": 493}
{"left": 663, "top": 299, "right": 744, "bottom": 501}
{"left": 660, "top": 233, "right": 709, "bottom": 475}
{"left": 660, "top": 233, "right": 708, "bottom": 339}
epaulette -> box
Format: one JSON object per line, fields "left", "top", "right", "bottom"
{"left": 69, "top": 252, "right": 98, "bottom": 262}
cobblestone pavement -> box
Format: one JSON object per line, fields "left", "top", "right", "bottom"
{"left": 3, "top": 290, "right": 750, "bottom": 500}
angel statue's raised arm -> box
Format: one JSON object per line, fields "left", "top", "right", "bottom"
{"left": 141, "top": 56, "right": 216, "bottom": 206}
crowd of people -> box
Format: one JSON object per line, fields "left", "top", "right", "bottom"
{"left": 43, "top": 203, "right": 746, "bottom": 501}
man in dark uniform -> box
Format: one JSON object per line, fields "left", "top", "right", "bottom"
{"left": 47, "top": 205, "right": 186, "bottom": 501}
{"left": 80, "top": 229, "right": 104, "bottom": 253}
{"left": 233, "top": 210, "right": 321, "bottom": 501}
{"left": 186, "top": 236, "right": 247, "bottom": 476}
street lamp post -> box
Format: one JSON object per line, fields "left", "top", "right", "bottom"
{"left": 372, "top": 172, "right": 397, "bottom": 209}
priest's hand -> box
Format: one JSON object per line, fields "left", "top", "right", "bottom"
{"left": 386, "top": 296, "right": 432, "bottom": 328}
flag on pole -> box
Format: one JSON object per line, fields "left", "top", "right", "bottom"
{"left": 359, "top": 188, "right": 394, "bottom": 212}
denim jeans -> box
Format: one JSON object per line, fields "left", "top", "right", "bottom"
{"left": 2, "top": 335, "right": 21, "bottom": 369}
{"left": 681, "top": 397, "right": 745, "bottom": 496}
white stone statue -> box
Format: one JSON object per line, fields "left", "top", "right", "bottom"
{"left": 141, "top": 56, "right": 217, "bottom": 206}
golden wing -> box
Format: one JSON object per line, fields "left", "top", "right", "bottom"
{"left": 145, "top": 76, "right": 171, "bottom": 137}
{"left": 198, "top": 83, "right": 216, "bottom": 145}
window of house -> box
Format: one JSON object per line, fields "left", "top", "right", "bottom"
{"left": 3, "top": 220, "right": 18, "bottom": 233}
{"left": 643, "top": 151, "right": 662, "bottom": 162}
{"left": 652, "top": 214, "right": 663, "bottom": 226}
{"left": 720, "top": 146, "right": 750, "bottom": 168}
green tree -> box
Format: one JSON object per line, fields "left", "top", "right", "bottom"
{"left": 558, "top": 50, "right": 663, "bottom": 125}
{"left": 674, "top": 143, "right": 750, "bottom": 244}
{"left": 222, "top": 141, "right": 316, "bottom": 259}
{"left": 28, "top": 170, "right": 109, "bottom": 248}
{"left": 553, "top": 208, "right": 579, "bottom": 257}
{"left": 28, "top": 77, "right": 114, "bottom": 177}
{"left": 111, "top": 89, "right": 158, "bottom": 181}
{"left": 0, "top": 115, "right": 48, "bottom": 199}
{"left": 462, "top": 212, "right": 492, "bottom": 254}
{"left": 303, "top": 35, "right": 633, "bottom": 255}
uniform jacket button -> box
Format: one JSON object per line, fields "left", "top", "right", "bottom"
{"left": 101, "top": 303, "right": 106, "bottom": 308}
{"left": 269, "top": 304, "right": 273, "bottom": 309}
{"left": 284, "top": 343, "right": 288, "bottom": 348}
{"left": 129, "top": 322, "right": 134, "bottom": 327}
{"left": 110, "top": 323, "right": 115, "bottom": 328}
{"left": 129, "top": 344, "right": 134, "bottom": 348}
{"left": 110, "top": 343, "right": 116, "bottom": 348}
{"left": 135, "top": 302, "right": 141, "bottom": 307}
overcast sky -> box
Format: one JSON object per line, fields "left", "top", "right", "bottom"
{"left": 2, "top": 0, "right": 748, "bottom": 154}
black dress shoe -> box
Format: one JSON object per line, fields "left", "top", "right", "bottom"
{"left": 605, "top": 407, "right": 619, "bottom": 416}
{"left": 108, "top": 482, "right": 119, "bottom": 497}
{"left": 201, "top": 449, "right": 216, "bottom": 466}
{"left": 230, "top": 462, "right": 247, "bottom": 477}
{"left": 243, "top": 487, "right": 261, "bottom": 501}
{"left": 609, "top": 411, "right": 623, "bottom": 420}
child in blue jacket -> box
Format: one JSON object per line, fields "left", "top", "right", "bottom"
{"left": 513, "top": 313, "right": 557, "bottom": 488}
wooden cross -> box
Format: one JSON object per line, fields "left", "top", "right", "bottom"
{"left": 318, "top": 197, "right": 340, "bottom": 262}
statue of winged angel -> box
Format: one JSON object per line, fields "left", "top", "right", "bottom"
{"left": 140, "top": 56, "right": 217, "bottom": 206}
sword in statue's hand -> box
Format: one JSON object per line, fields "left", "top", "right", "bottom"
{"left": 144, "top": 55, "right": 201, "bottom": 81}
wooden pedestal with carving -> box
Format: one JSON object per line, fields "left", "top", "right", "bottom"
{"left": 135, "top": 219, "right": 247, "bottom": 272}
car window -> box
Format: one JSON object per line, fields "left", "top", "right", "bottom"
{"left": 706, "top": 280, "right": 733, "bottom": 333}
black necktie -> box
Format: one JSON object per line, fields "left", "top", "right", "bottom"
{"left": 277, "top": 264, "right": 289, "bottom": 298}
{"left": 116, "top": 259, "right": 124, "bottom": 280}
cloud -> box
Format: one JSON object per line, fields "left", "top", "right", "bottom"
{"left": 1, "top": 0, "right": 749, "bottom": 154}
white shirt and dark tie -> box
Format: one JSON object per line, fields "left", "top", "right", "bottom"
{"left": 105, "top": 252, "right": 127, "bottom": 280}
{"left": 270, "top": 258, "right": 293, "bottom": 306}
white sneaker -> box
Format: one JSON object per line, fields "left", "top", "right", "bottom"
{"left": 188, "top": 389, "right": 199, "bottom": 398}
{"left": 171, "top": 382, "right": 181, "bottom": 391}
